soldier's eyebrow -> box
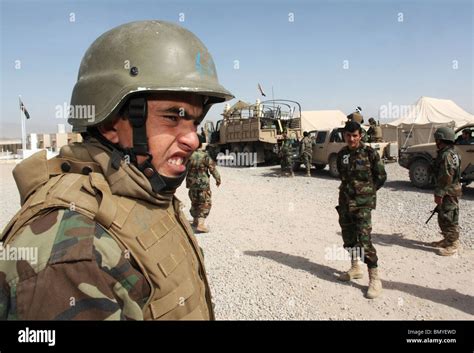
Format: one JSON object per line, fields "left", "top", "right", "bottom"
{"left": 156, "top": 107, "right": 201, "bottom": 121}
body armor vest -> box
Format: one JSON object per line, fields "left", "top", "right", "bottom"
{"left": 1, "top": 146, "right": 214, "bottom": 320}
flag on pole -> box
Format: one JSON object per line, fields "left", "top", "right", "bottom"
{"left": 19, "top": 98, "right": 31, "bottom": 119}
{"left": 257, "top": 83, "right": 266, "bottom": 97}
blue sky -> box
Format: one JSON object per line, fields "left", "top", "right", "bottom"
{"left": 1, "top": 0, "right": 472, "bottom": 138}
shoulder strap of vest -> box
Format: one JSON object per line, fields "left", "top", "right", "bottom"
{"left": 1, "top": 169, "right": 115, "bottom": 244}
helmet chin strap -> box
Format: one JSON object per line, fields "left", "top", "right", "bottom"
{"left": 90, "top": 97, "right": 186, "bottom": 193}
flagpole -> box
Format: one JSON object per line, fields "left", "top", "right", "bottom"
{"left": 19, "top": 95, "right": 27, "bottom": 157}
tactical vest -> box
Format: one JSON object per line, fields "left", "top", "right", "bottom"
{"left": 1, "top": 150, "right": 214, "bottom": 320}
{"left": 370, "top": 125, "right": 383, "bottom": 142}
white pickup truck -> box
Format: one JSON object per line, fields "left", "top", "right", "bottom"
{"left": 293, "top": 127, "right": 398, "bottom": 177}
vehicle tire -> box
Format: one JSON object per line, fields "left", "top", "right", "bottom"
{"left": 329, "top": 154, "right": 339, "bottom": 178}
{"left": 409, "top": 159, "right": 432, "bottom": 189}
{"left": 314, "top": 163, "right": 326, "bottom": 171}
{"left": 242, "top": 144, "right": 253, "bottom": 154}
{"left": 231, "top": 144, "right": 242, "bottom": 154}
{"left": 241, "top": 144, "right": 255, "bottom": 167}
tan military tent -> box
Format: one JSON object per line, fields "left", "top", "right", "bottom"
{"left": 381, "top": 97, "right": 474, "bottom": 148}
{"left": 300, "top": 110, "right": 348, "bottom": 131}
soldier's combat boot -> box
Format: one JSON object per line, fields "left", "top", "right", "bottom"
{"left": 366, "top": 267, "right": 382, "bottom": 299}
{"left": 196, "top": 218, "right": 209, "bottom": 233}
{"left": 429, "top": 238, "right": 448, "bottom": 248}
{"left": 437, "top": 240, "right": 460, "bottom": 256}
{"left": 338, "top": 259, "right": 364, "bottom": 281}
{"left": 306, "top": 170, "right": 311, "bottom": 177}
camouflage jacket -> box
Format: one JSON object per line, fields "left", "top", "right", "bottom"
{"left": 0, "top": 140, "right": 213, "bottom": 320}
{"left": 337, "top": 143, "right": 387, "bottom": 210}
{"left": 0, "top": 209, "right": 150, "bottom": 320}
{"left": 300, "top": 136, "right": 313, "bottom": 156}
{"left": 434, "top": 145, "right": 462, "bottom": 198}
{"left": 186, "top": 150, "right": 220, "bottom": 190}
{"left": 361, "top": 127, "right": 369, "bottom": 143}
{"left": 280, "top": 139, "right": 294, "bottom": 156}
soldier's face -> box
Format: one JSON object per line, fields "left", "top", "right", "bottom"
{"left": 344, "top": 130, "right": 361, "bottom": 149}
{"left": 146, "top": 94, "right": 203, "bottom": 177}
{"left": 108, "top": 93, "right": 203, "bottom": 177}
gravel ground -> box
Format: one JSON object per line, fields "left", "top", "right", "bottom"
{"left": 1, "top": 161, "right": 473, "bottom": 320}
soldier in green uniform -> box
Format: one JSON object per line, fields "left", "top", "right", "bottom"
{"left": 186, "top": 142, "right": 221, "bottom": 233}
{"left": 429, "top": 127, "right": 462, "bottom": 256}
{"left": 280, "top": 131, "right": 294, "bottom": 177}
{"left": 0, "top": 21, "right": 233, "bottom": 320}
{"left": 336, "top": 121, "right": 387, "bottom": 299}
{"left": 367, "top": 117, "right": 383, "bottom": 143}
{"left": 300, "top": 131, "right": 313, "bottom": 177}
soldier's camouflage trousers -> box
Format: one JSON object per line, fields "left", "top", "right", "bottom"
{"left": 189, "top": 188, "right": 212, "bottom": 219}
{"left": 336, "top": 206, "right": 378, "bottom": 268}
{"left": 280, "top": 154, "right": 292, "bottom": 172}
{"left": 438, "top": 196, "right": 459, "bottom": 244}
{"left": 302, "top": 152, "right": 312, "bottom": 173}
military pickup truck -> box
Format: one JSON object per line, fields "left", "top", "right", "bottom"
{"left": 293, "top": 127, "right": 397, "bottom": 177}
{"left": 398, "top": 124, "right": 474, "bottom": 188}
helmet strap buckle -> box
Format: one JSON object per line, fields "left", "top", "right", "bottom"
{"left": 128, "top": 97, "right": 149, "bottom": 156}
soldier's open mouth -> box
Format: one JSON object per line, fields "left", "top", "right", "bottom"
{"left": 164, "top": 155, "right": 187, "bottom": 174}
{"left": 167, "top": 157, "right": 184, "bottom": 166}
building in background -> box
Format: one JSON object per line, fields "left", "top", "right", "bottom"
{"left": 1, "top": 124, "right": 82, "bottom": 160}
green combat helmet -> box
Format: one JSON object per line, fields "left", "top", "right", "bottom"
{"left": 69, "top": 20, "right": 233, "bottom": 132}
{"left": 67, "top": 21, "right": 233, "bottom": 193}
{"left": 434, "top": 127, "right": 455, "bottom": 143}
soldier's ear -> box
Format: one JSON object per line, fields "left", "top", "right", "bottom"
{"left": 98, "top": 117, "right": 124, "bottom": 144}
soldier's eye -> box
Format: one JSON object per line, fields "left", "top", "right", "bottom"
{"left": 163, "top": 116, "right": 179, "bottom": 122}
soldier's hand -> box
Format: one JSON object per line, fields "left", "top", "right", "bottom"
{"left": 434, "top": 195, "right": 442, "bottom": 205}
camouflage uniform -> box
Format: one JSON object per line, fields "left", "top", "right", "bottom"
{"left": 280, "top": 137, "right": 294, "bottom": 176}
{"left": 336, "top": 143, "right": 387, "bottom": 268}
{"left": 360, "top": 127, "right": 369, "bottom": 143}
{"left": 434, "top": 145, "right": 462, "bottom": 244}
{"left": 300, "top": 136, "right": 313, "bottom": 175}
{"left": 186, "top": 150, "right": 221, "bottom": 220}
{"left": 0, "top": 209, "right": 149, "bottom": 320}
{"left": 0, "top": 141, "right": 215, "bottom": 320}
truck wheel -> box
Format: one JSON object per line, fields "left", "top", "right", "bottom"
{"left": 231, "top": 144, "right": 242, "bottom": 154}
{"left": 314, "top": 163, "right": 326, "bottom": 171}
{"left": 242, "top": 144, "right": 254, "bottom": 154}
{"left": 329, "top": 155, "right": 339, "bottom": 178}
{"left": 409, "top": 159, "right": 432, "bottom": 189}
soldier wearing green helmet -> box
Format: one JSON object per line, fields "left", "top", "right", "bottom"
{"left": 0, "top": 21, "right": 233, "bottom": 320}
{"left": 300, "top": 131, "right": 313, "bottom": 177}
{"left": 430, "top": 127, "right": 462, "bottom": 256}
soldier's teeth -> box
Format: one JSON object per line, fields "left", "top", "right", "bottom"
{"left": 167, "top": 157, "right": 183, "bottom": 166}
